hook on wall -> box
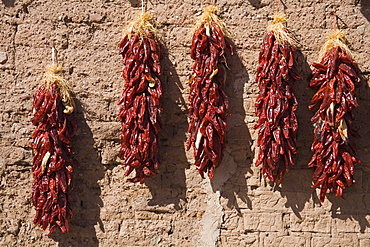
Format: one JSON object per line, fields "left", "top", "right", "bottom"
{"left": 52, "top": 46, "right": 56, "bottom": 65}
{"left": 50, "top": 40, "right": 58, "bottom": 65}
{"left": 329, "top": 10, "right": 348, "bottom": 29}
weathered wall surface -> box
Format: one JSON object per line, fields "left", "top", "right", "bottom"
{"left": 1, "top": 0, "right": 370, "bottom": 246}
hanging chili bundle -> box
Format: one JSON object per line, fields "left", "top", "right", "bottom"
{"left": 186, "top": 5, "right": 232, "bottom": 179}
{"left": 31, "top": 63, "right": 77, "bottom": 235}
{"left": 118, "top": 12, "right": 162, "bottom": 183}
{"left": 308, "top": 30, "right": 361, "bottom": 202}
{"left": 254, "top": 13, "right": 301, "bottom": 184}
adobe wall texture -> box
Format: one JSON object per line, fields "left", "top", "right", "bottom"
{"left": 1, "top": 0, "right": 370, "bottom": 246}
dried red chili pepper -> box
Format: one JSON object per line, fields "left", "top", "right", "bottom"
{"left": 31, "top": 64, "right": 77, "bottom": 235}
{"left": 308, "top": 30, "right": 361, "bottom": 202}
{"left": 118, "top": 12, "right": 162, "bottom": 183}
{"left": 186, "top": 5, "right": 232, "bottom": 179}
{"left": 254, "top": 13, "right": 301, "bottom": 184}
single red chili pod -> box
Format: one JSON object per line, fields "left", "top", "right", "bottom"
{"left": 254, "top": 13, "right": 301, "bottom": 184}
{"left": 118, "top": 12, "right": 162, "bottom": 183}
{"left": 308, "top": 30, "right": 361, "bottom": 202}
{"left": 187, "top": 5, "right": 232, "bottom": 179}
{"left": 31, "top": 63, "right": 77, "bottom": 235}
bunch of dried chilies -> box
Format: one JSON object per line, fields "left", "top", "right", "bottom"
{"left": 31, "top": 56, "right": 77, "bottom": 235}
{"left": 28, "top": 7, "right": 366, "bottom": 237}
{"left": 118, "top": 12, "right": 163, "bottom": 183}
{"left": 254, "top": 13, "right": 301, "bottom": 184}
{"left": 187, "top": 5, "right": 233, "bottom": 179}
{"left": 308, "top": 30, "right": 361, "bottom": 202}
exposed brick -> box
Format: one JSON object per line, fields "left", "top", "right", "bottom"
{"left": 243, "top": 212, "right": 284, "bottom": 232}
{"left": 290, "top": 213, "right": 332, "bottom": 234}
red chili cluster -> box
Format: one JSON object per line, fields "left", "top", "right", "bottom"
{"left": 118, "top": 31, "right": 162, "bottom": 183}
{"left": 309, "top": 46, "right": 361, "bottom": 202}
{"left": 187, "top": 22, "right": 232, "bottom": 179}
{"left": 31, "top": 83, "right": 77, "bottom": 235}
{"left": 254, "top": 31, "right": 301, "bottom": 184}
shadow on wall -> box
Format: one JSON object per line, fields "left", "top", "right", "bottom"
{"left": 326, "top": 4, "right": 370, "bottom": 232}
{"left": 144, "top": 43, "right": 188, "bottom": 210}
{"left": 277, "top": 48, "right": 316, "bottom": 219}
{"left": 128, "top": 0, "right": 140, "bottom": 7}
{"left": 50, "top": 98, "right": 104, "bottom": 247}
{"left": 247, "top": 0, "right": 286, "bottom": 9}
{"left": 210, "top": 40, "right": 253, "bottom": 212}
{"left": 340, "top": 0, "right": 370, "bottom": 232}
{"left": 1, "top": 0, "right": 15, "bottom": 7}
{"left": 329, "top": 193, "right": 370, "bottom": 233}
{"left": 360, "top": 1, "right": 370, "bottom": 22}
{"left": 248, "top": 0, "right": 262, "bottom": 8}
{"left": 328, "top": 58, "right": 370, "bottom": 233}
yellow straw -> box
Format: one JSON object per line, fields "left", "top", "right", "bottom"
{"left": 193, "top": 5, "right": 229, "bottom": 38}
{"left": 124, "top": 12, "right": 157, "bottom": 38}
{"left": 43, "top": 64, "right": 75, "bottom": 115}
{"left": 267, "top": 13, "right": 296, "bottom": 46}
{"left": 318, "top": 30, "right": 351, "bottom": 60}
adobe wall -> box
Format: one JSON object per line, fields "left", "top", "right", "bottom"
{"left": 1, "top": 0, "right": 370, "bottom": 246}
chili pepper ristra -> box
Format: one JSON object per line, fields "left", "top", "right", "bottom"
{"left": 308, "top": 30, "right": 361, "bottom": 202}
{"left": 118, "top": 12, "right": 163, "bottom": 183}
{"left": 31, "top": 51, "right": 77, "bottom": 235}
{"left": 254, "top": 13, "right": 301, "bottom": 184}
{"left": 187, "top": 5, "right": 233, "bottom": 179}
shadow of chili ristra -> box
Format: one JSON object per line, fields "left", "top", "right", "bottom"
{"left": 247, "top": 0, "right": 287, "bottom": 10}
{"left": 247, "top": 0, "right": 262, "bottom": 9}
{"left": 277, "top": 47, "right": 316, "bottom": 219}
{"left": 335, "top": 0, "right": 370, "bottom": 233}
{"left": 144, "top": 42, "right": 189, "bottom": 210}
{"left": 1, "top": 0, "right": 15, "bottom": 7}
{"left": 50, "top": 97, "right": 104, "bottom": 247}
{"left": 210, "top": 39, "right": 253, "bottom": 212}
{"left": 327, "top": 54, "right": 370, "bottom": 233}
{"left": 360, "top": 1, "right": 370, "bottom": 23}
